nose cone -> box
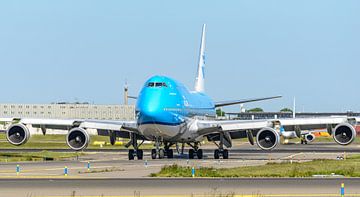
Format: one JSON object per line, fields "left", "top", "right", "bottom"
{"left": 137, "top": 103, "right": 160, "bottom": 124}
{"left": 136, "top": 86, "right": 167, "bottom": 125}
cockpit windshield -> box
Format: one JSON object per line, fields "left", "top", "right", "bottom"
{"left": 147, "top": 82, "right": 167, "bottom": 88}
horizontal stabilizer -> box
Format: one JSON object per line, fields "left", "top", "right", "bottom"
{"left": 215, "top": 96, "right": 282, "bottom": 108}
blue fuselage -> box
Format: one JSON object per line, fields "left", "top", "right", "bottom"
{"left": 135, "top": 76, "right": 216, "bottom": 140}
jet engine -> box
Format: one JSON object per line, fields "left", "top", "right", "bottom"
{"left": 6, "top": 123, "right": 30, "bottom": 146}
{"left": 256, "top": 127, "right": 280, "bottom": 150}
{"left": 66, "top": 127, "right": 90, "bottom": 151}
{"left": 304, "top": 133, "right": 316, "bottom": 143}
{"left": 333, "top": 123, "right": 356, "bottom": 146}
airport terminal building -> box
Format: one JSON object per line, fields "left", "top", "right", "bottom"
{"left": 0, "top": 103, "right": 135, "bottom": 120}
{"left": 0, "top": 103, "right": 135, "bottom": 135}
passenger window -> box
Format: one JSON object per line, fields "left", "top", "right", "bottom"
{"left": 155, "top": 82, "right": 163, "bottom": 87}
{"left": 147, "top": 82, "right": 154, "bottom": 87}
{"left": 162, "top": 82, "right": 167, "bottom": 87}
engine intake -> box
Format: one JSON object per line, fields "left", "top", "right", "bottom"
{"left": 66, "top": 128, "right": 90, "bottom": 151}
{"left": 333, "top": 123, "right": 356, "bottom": 146}
{"left": 256, "top": 127, "right": 280, "bottom": 150}
{"left": 6, "top": 123, "right": 30, "bottom": 146}
{"left": 305, "top": 133, "right": 315, "bottom": 143}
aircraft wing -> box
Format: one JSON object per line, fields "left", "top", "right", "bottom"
{"left": 0, "top": 117, "right": 138, "bottom": 133}
{"left": 0, "top": 117, "right": 139, "bottom": 150}
{"left": 197, "top": 116, "right": 359, "bottom": 150}
{"left": 214, "top": 96, "right": 282, "bottom": 107}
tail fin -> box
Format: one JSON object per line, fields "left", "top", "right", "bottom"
{"left": 293, "top": 97, "right": 296, "bottom": 118}
{"left": 194, "top": 24, "right": 206, "bottom": 92}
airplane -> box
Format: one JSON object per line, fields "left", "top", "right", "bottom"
{"left": 1, "top": 24, "right": 358, "bottom": 160}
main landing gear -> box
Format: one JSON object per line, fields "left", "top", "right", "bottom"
{"left": 213, "top": 133, "right": 229, "bottom": 159}
{"left": 151, "top": 139, "right": 175, "bottom": 159}
{"left": 127, "top": 133, "right": 144, "bottom": 160}
{"left": 187, "top": 142, "right": 203, "bottom": 159}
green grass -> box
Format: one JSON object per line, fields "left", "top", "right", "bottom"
{"left": 152, "top": 155, "right": 360, "bottom": 178}
{"left": 78, "top": 167, "right": 124, "bottom": 174}
{"left": 0, "top": 151, "right": 81, "bottom": 162}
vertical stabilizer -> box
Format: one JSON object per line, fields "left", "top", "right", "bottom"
{"left": 194, "top": 24, "right": 206, "bottom": 92}
{"left": 293, "top": 97, "right": 296, "bottom": 118}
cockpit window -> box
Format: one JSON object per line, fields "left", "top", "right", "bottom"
{"left": 148, "top": 82, "right": 167, "bottom": 88}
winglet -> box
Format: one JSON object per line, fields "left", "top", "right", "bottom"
{"left": 194, "top": 24, "right": 206, "bottom": 92}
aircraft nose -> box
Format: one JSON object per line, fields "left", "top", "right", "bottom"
{"left": 137, "top": 103, "right": 160, "bottom": 124}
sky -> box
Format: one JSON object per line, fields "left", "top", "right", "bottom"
{"left": 0, "top": 0, "right": 359, "bottom": 112}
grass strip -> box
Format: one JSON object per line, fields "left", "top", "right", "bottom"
{"left": 0, "top": 151, "right": 81, "bottom": 162}
{"left": 152, "top": 155, "right": 360, "bottom": 178}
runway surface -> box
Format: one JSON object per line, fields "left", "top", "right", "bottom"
{"left": 0, "top": 142, "right": 360, "bottom": 196}
{"left": 0, "top": 178, "right": 359, "bottom": 196}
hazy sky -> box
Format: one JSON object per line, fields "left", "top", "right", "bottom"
{"left": 0, "top": 1, "right": 359, "bottom": 112}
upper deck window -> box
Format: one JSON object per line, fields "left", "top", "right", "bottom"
{"left": 147, "top": 82, "right": 155, "bottom": 87}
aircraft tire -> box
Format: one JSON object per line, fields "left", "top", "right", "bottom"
{"left": 167, "top": 149, "right": 174, "bottom": 158}
{"left": 223, "top": 149, "right": 229, "bottom": 159}
{"left": 137, "top": 150, "right": 143, "bottom": 160}
{"left": 151, "top": 149, "right": 157, "bottom": 159}
{"left": 189, "top": 149, "right": 195, "bottom": 159}
{"left": 128, "top": 149, "right": 135, "bottom": 160}
{"left": 214, "top": 149, "right": 220, "bottom": 159}
{"left": 197, "top": 149, "right": 203, "bottom": 159}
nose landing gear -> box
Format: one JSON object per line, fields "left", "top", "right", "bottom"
{"left": 151, "top": 139, "right": 175, "bottom": 159}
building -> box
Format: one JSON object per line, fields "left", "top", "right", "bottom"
{"left": 0, "top": 103, "right": 136, "bottom": 135}
{"left": 0, "top": 103, "right": 135, "bottom": 121}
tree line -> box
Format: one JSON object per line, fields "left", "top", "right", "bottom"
{"left": 216, "top": 108, "right": 293, "bottom": 116}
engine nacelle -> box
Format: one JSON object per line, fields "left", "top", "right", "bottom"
{"left": 66, "top": 127, "right": 90, "bottom": 151}
{"left": 256, "top": 127, "right": 280, "bottom": 150}
{"left": 6, "top": 123, "right": 31, "bottom": 146}
{"left": 305, "top": 133, "right": 316, "bottom": 143}
{"left": 333, "top": 123, "right": 356, "bottom": 146}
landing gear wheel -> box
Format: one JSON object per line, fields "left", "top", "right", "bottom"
{"left": 167, "top": 149, "right": 174, "bottom": 159}
{"left": 137, "top": 150, "right": 143, "bottom": 160}
{"left": 151, "top": 149, "right": 157, "bottom": 159}
{"left": 159, "top": 149, "right": 165, "bottom": 159}
{"left": 197, "top": 149, "right": 203, "bottom": 159}
{"left": 223, "top": 149, "right": 229, "bottom": 159}
{"left": 110, "top": 132, "right": 116, "bottom": 145}
{"left": 128, "top": 149, "right": 135, "bottom": 160}
{"left": 214, "top": 149, "right": 220, "bottom": 159}
{"left": 189, "top": 149, "right": 195, "bottom": 159}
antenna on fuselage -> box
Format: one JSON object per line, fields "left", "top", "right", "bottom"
{"left": 194, "top": 24, "right": 206, "bottom": 92}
